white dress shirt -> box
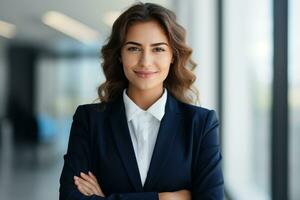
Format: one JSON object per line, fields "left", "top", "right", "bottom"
{"left": 123, "top": 88, "right": 167, "bottom": 186}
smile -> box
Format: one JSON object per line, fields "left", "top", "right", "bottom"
{"left": 134, "top": 70, "right": 158, "bottom": 78}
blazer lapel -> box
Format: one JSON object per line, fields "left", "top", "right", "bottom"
{"left": 109, "top": 96, "right": 143, "bottom": 192}
{"left": 143, "top": 93, "right": 182, "bottom": 190}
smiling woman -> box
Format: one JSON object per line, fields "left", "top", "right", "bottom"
{"left": 120, "top": 21, "right": 173, "bottom": 109}
{"left": 59, "top": 2, "right": 224, "bottom": 200}
{"left": 98, "top": 2, "right": 198, "bottom": 105}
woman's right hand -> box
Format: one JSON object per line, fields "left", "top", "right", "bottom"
{"left": 74, "top": 171, "right": 105, "bottom": 197}
{"left": 74, "top": 172, "right": 190, "bottom": 200}
{"left": 159, "top": 189, "right": 191, "bottom": 200}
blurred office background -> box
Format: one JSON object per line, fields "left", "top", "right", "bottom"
{"left": 0, "top": 0, "right": 298, "bottom": 199}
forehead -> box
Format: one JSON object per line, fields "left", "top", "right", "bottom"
{"left": 125, "top": 20, "right": 169, "bottom": 43}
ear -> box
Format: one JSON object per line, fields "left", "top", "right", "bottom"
{"left": 171, "top": 57, "right": 174, "bottom": 64}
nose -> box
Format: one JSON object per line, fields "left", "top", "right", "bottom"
{"left": 139, "top": 50, "right": 152, "bottom": 68}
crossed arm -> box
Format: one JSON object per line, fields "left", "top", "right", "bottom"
{"left": 60, "top": 107, "right": 223, "bottom": 200}
{"left": 74, "top": 171, "right": 191, "bottom": 200}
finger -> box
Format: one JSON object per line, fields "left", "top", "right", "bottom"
{"left": 75, "top": 178, "right": 97, "bottom": 196}
{"left": 79, "top": 173, "right": 101, "bottom": 194}
{"left": 87, "top": 172, "right": 102, "bottom": 192}
{"left": 75, "top": 176, "right": 97, "bottom": 192}
{"left": 77, "top": 185, "right": 89, "bottom": 196}
{"left": 74, "top": 176, "right": 99, "bottom": 195}
{"left": 88, "top": 171, "right": 98, "bottom": 183}
{"left": 80, "top": 172, "right": 98, "bottom": 186}
{"left": 77, "top": 185, "right": 93, "bottom": 196}
{"left": 77, "top": 172, "right": 105, "bottom": 197}
{"left": 76, "top": 181, "right": 93, "bottom": 196}
{"left": 87, "top": 172, "right": 105, "bottom": 197}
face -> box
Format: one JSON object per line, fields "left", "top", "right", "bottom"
{"left": 121, "top": 20, "right": 173, "bottom": 93}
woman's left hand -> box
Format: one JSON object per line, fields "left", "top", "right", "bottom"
{"left": 74, "top": 171, "right": 105, "bottom": 197}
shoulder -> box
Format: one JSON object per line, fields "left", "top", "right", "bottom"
{"left": 167, "top": 93, "right": 219, "bottom": 128}
{"left": 72, "top": 101, "right": 113, "bottom": 120}
{"left": 178, "top": 101, "right": 217, "bottom": 121}
{"left": 176, "top": 101, "right": 219, "bottom": 135}
{"left": 76, "top": 102, "right": 110, "bottom": 113}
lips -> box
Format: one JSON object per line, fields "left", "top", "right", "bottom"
{"left": 134, "top": 70, "right": 158, "bottom": 78}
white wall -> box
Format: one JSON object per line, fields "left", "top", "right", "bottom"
{"left": 173, "top": 0, "right": 218, "bottom": 110}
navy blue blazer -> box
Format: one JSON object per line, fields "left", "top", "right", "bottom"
{"left": 59, "top": 92, "right": 224, "bottom": 200}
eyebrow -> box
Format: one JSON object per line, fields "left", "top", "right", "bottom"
{"left": 124, "top": 41, "right": 169, "bottom": 47}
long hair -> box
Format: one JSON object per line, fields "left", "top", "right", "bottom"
{"left": 98, "top": 2, "right": 199, "bottom": 104}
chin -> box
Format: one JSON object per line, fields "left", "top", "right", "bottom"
{"left": 131, "top": 82, "right": 162, "bottom": 92}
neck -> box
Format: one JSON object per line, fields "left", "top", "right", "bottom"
{"left": 127, "top": 86, "right": 164, "bottom": 110}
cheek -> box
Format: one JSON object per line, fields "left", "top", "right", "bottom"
{"left": 161, "top": 65, "right": 170, "bottom": 79}
{"left": 157, "top": 53, "right": 172, "bottom": 69}
{"left": 122, "top": 64, "right": 133, "bottom": 80}
{"left": 158, "top": 58, "right": 172, "bottom": 74}
{"left": 123, "top": 58, "right": 137, "bottom": 68}
{"left": 121, "top": 58, "right": 136, "bottom": 81}
{"left": 121, "top": 51, "right": 139, "bottom": 68}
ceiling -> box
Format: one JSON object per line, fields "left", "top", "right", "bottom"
{"left": 0, "top": 0, "right": 172, "bottom": 53}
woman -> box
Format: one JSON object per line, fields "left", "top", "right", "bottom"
{"left": 59, "top": 2, "right": 224, "bottom": 200}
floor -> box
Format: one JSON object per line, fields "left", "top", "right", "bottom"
{"left": 0, "top": 121, "right": 66, "bottom": 200}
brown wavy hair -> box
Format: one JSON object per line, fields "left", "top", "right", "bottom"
{"left": 98, "top": 2, "right": 199, "bottom": 104}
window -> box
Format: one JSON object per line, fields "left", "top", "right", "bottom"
{"left": 223, "top": 0, "right": 272, "bottom": 199}
{"left": 35, "top": 56, "right": 103, "bottom": 151}
{"left": 289, "top": 0, "right": 300, "bottom": 199}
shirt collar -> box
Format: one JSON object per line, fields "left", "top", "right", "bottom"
{"left": 123, "top": 88, "right": 167, "bottom": 122}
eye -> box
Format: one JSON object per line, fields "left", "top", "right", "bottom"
{"left": 127, "top": 46, "right": 141, "bottom": 52}
{"left": 153, "top": 47, "right": 165, "bottom": 52}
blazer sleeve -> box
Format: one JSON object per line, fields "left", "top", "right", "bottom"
{"left": 59, "top": 106, "right": 159, "bottom": 200}
{"left": 191, "top": 110, "right": 224, "bottom": 200}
